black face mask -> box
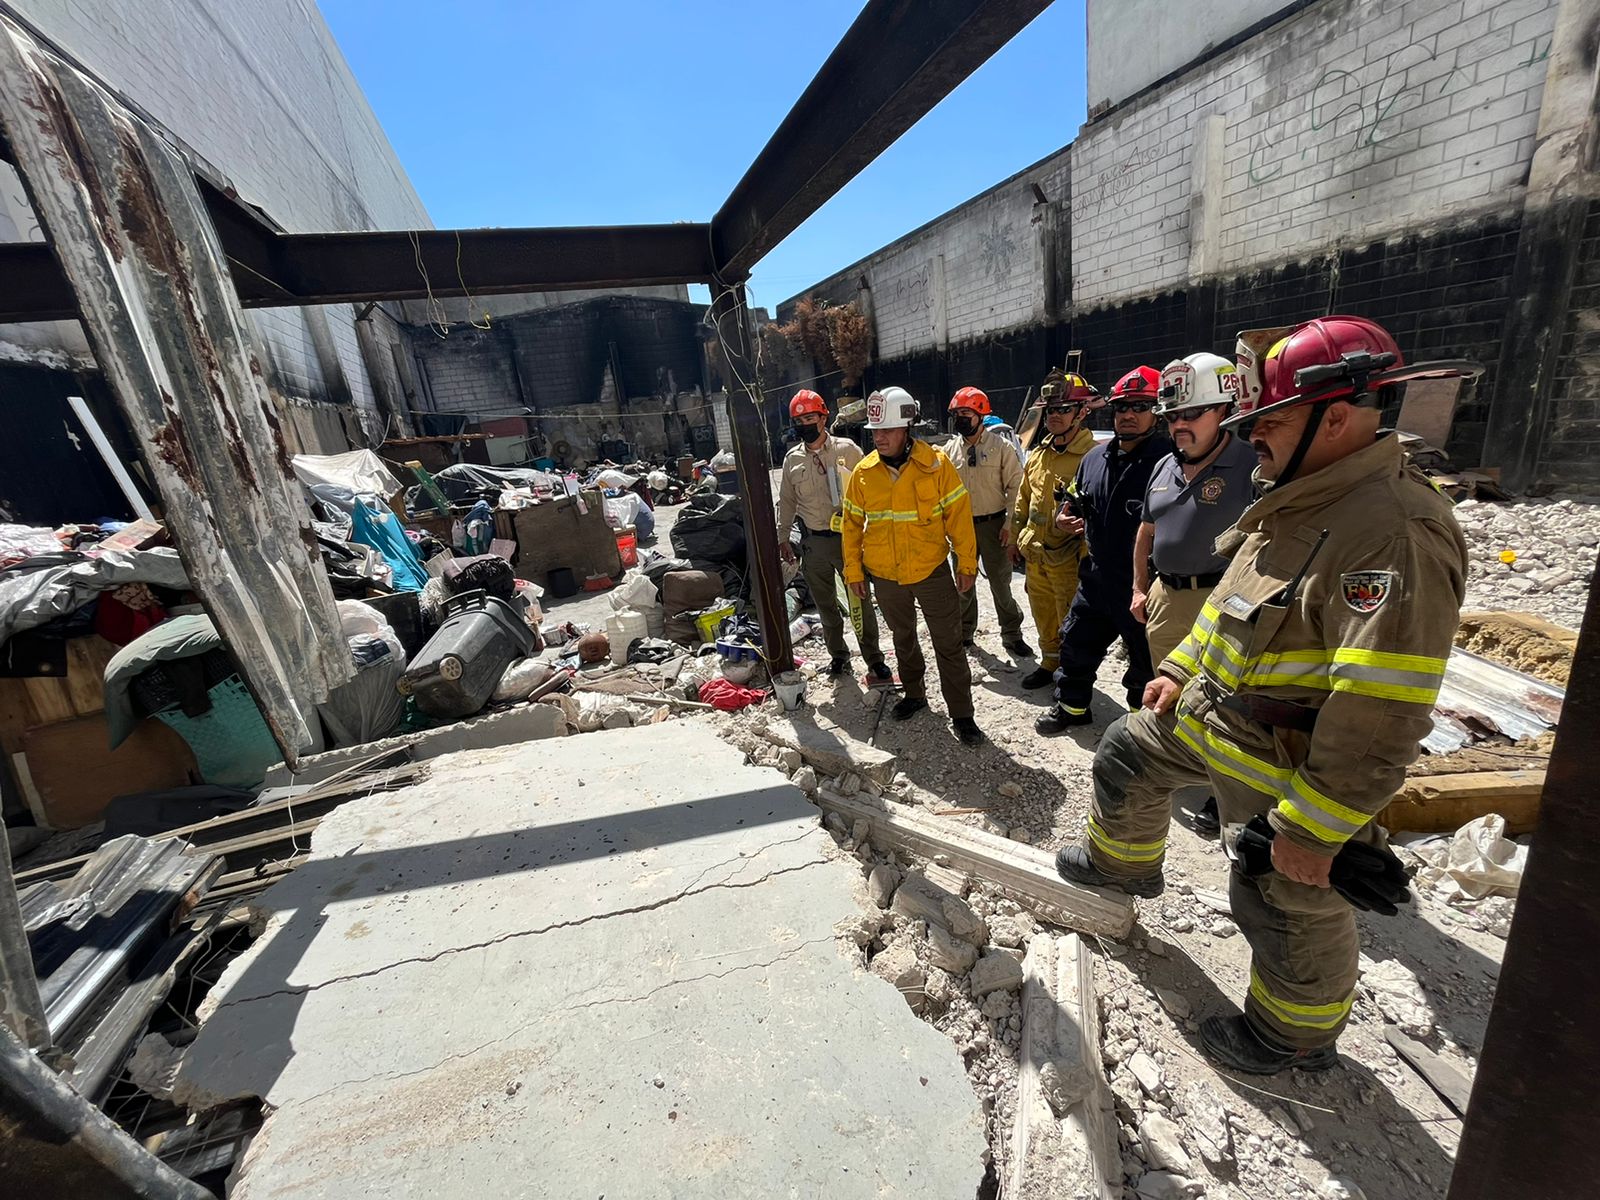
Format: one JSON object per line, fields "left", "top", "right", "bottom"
{"left": 952, "top": 414, "right": 980, "bottom": 437}
{"left": 791, "top": 422, "right": 824, "bottom": 445}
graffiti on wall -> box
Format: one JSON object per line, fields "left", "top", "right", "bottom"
{"left": 979, "top": 218, "right": 1018, "bottom": 280}
{"left": 1246, "top": 33, "right": 1547, "bottom": 187}
{"left": 1073, "top": 144, "right": 1165, "bottom": 220}
{"left": 890, "top": 261, "right": 933, "bottom": 315}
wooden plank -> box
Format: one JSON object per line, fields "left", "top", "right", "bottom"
{"left": 1386, "top": 1027, "right": 1474, "bottom": 1116}
{"left": 64, "top": 634, "right": 117, "bottom": 715}
{"left": 20, "top": 714, "right": 196, "bottom": 829}
{"left": 1380, "top": 769, "right": 1544, "bottom": 835}
{"left": 20, "top": 675, "right": 75, "bottom": 725}
{"left": 816, "top": 789, "right": 1135, "bottom": 939}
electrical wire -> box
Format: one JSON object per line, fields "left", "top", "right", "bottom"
{"left": 409, "top": 230, "right": 451, "bottom": 338}
{"left": 454, "top": 230, "right": 492, "bottom": 331}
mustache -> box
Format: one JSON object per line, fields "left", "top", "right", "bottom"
{"left": 1251, "top": 439, "right": 1273, "bottom": 459}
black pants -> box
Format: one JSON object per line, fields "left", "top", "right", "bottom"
{"left": 1052, "top": 563, "right": 1154, "bottom": 714}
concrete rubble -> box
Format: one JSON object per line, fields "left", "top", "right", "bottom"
{"left": 174, "top": 723, "right": 986, "bottom": 1197}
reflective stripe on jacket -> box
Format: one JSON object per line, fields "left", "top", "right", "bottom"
{"left": 1160, "top": 435, "right": 1467, "bottom": 856}
{"left": 1011, "top": 427, "right": 1096, "bottom": 567}
{"left": 842, "top": 439, "right": 977, "bottom": 585}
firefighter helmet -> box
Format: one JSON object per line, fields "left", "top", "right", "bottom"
{"left": 1157, "top": 352, "right": 1240, "bottom": 416}
{"left": 949, "top": 386, "right": 991, "bottom": 416}
{"left": 865, "top": 386, "right": 919, "bottom": 429}
{"left": 1225, "top": 316, "right": 1482, "bottom": 430}
{"left": 1109, "top": 366, "right": 1162, "bottom": 401}
{"left": 788, "top": 389, "right": 827, "bottom": 419}
{"left": 1035, "top": 368, "right": 1101, "bottom": 408}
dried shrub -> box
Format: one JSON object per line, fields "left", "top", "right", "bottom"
{"left": 826, "top": 302, "right": 873, "bottom": 387}
{"left": 791, "top": 296, "right": 837, "bottom": 375}
{"left": 759, "top": 322, "right": 793, "bottom": 374}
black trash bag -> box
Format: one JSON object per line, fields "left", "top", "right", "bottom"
{"left": 670, "top": 493, "right": 745, "bottom": 565}
{"left": 442, "top": 554, "right": 516, "bottom": 602}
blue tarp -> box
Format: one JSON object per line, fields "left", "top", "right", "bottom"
{"left": 349, "top": 499, "right": 428, "bottom": 592}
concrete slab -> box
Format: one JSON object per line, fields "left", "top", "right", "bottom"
{"left": 179, "top": 722, "right": 985, "bottom": 1198}
{"left": 261, "top": 701, "right": 566, "bottom": 788}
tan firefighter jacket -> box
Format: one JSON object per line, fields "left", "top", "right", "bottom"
{"left": 1012, "top": 426, "right": 1097, "bottom": 567}
{"left": 1160, "top": 435, "right": 1467, "bottom": 856}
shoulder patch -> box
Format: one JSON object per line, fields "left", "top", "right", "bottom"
{"left": 1341, "top": 570, "right": 1395, "bottom": 614}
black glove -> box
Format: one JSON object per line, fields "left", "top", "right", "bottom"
{"left": 1230, "top": 815, "right": 1413, "bottom": 916}
{"left": 1328, "top": 838, "right": 1414, "bottom": 917}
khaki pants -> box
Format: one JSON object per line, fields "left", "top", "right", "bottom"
{"left": 870, "top": 563, "right": 974, "bottom": 720}
{"left": 1023, "top": 550, "right": 1082, "bottom": 670}
{"left": 957, "top": 516, "right": 1025, "bottom": 641}
{"left": 1084, "top": 705, "right": 1360, "bottom": 1050}
{"left": 1145, "top": 578, "right": 1213, "bottom": 668}
{"left": 801, "top": 533, "right": 882, "bottom": 665}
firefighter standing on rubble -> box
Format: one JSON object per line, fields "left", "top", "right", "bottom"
{"left": 1011, "top": 369, "right": 1102, "bottom": 690}
{"left": 1131, "top": 352, "right": 1261, "bottom": 835}
{"left": 1056, "top": 315, "right": 1476, "bottom": 1074}
{"left": 842, "top": 386, "right": 985, "bottom": 746}
{"left": 1036, "top": 366, "right": 1174, "bottom": 733}
{"left": 944, "top": 386, "right": 1033, "bottom": 658}
{"left": 777, "top": 389, "right": 892, "bottom": 682}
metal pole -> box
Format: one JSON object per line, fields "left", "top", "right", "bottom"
{"left": 710, "top": 283, "right": 795, "bottom": 674}
{"left": 0, "top": 1021, "right": 215, "bottom": 1198}
{"left": 1445, "top": 542, "right": 1600, "bottom": 1198}
{"left": 0, "top": 822, "right": 48, "bottom": 1052}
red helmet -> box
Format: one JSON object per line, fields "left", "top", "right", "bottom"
{"left": 1109, "top": 366, "right": 1162, "bottom": 400}
{"left": 1035, "top": 370, "right": 1101, "bottom": 408}
{"left": 949, "top": 386, "right": 991, "bottom": 415}
{"left": 1226, "top": 315, "right": 1482, "bottom": 429}
{"left": 788, "top": 389, "right": 827, "bottom": 419}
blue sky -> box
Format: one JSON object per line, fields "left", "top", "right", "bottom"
{"left": 320, "top": 0, "right": 1087, "bottom": 312}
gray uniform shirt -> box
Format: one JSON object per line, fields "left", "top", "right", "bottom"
{"left": 1143, "top": 433, "right": 1258, "bottom": 577}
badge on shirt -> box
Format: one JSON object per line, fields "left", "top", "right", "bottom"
{"left": 1198, "top": 476, "right": 1226, "bottom": 504}
{"left": 1341, "top": 570, "right": 1395, "bottom": 614}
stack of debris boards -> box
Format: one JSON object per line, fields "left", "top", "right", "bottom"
{"left": 18, "top": 835, "right": 221, "bottom": 1101}
{"left": 1379, "top": 646, "right": 1567, "bottom": 835}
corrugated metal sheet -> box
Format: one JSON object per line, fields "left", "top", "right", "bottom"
{"left": 1425, "top": 647, "right": 1566, "bottom": 755}
{"left": 0, "top": 17, "right": 351, "bottom": 761}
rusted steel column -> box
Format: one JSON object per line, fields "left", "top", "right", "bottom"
{"left": 0, "top": 18, "right": 350, "bottom": 761}
{"left": 1446, "top": 543, "right": 1600, "bottom": 1197}
{"left": 710, "top": 283, "right": 794, "bottom": 674}
{"left": 0, "top": 831, "right": 48, "bottom": 1052}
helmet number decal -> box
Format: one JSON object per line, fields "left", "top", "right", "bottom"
{"left": 1340, "top": 570, "right": 1395, "bottom": 614}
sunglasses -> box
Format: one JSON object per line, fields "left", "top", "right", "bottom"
{"left": 1043, "top": 404, "right": 1084, "bottom": 416}
{"left": 1111, "top": 400, "right": 1156, "bottom": 414}
{"left": 1165, "top": 404, "right": 1227, "bottom": 424}
{"left": 967, "top": 446, "right": 979, "bottom": 468}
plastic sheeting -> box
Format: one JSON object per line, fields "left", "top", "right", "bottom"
{"left": 291, "top": 451, "right": 402, "bottom": 514}
{"left": 316, "top": 601, "right": 407, "bottom": 747}
{"left": 0, "top": 548, "right": 188, "bottom": 647}
{"left": 349, "top": 500, "right": 428, "bottom": 593}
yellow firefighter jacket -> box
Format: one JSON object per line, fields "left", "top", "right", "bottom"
{"left": 842, "top": 439, "right": 977, "bottom": 586}
{"left": 1011, "top": 427, "right": 1097, "bottom": 567}
{"left": 1160, "top": 435, "right": 1467, "bottom": 856}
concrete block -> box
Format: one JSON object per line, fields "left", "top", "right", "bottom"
{"left": 970, "top": 951, "right": 1025, "bottom": 997}
{"left": 263, "top": 702, "right": 565, "bottom": 788}
{"left": 758, "top": 715, "right": 898, "bottom": 785}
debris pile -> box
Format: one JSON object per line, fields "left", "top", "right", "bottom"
{"left": 1454, "top": 496, "right": 1600, "bottom": 629}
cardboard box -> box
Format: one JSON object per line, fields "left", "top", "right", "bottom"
{"left": 510, "top": 491, "right": 621, "bottom": 583}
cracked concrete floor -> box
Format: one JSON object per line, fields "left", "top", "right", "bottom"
{"left": 176, "top": 721, "right": 984, "bottom": 1198}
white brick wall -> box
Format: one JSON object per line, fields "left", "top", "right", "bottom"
{"left": 9, "top": 0, "right": 433, "bottom": 436}
{"left": 1072, "top": 0, "right": 1559, "bottom": 309}
{"left": 782, "top": 147, "right": 1072, "bottom": 361}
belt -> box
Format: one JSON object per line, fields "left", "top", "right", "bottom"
{"left": 1218, "top": 693, "right": 1320, "bottom": 733}
{"left": 801, "top": 527, "right": 840, "bottom": 539}
{"left": 1156, "top": 569, "right": 1224, "bottom": 590}
{"left": 973, "top": 511, "right": 1006, "bottom": 524}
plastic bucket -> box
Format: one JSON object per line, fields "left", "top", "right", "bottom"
{"left": 616, "top": 531, "right": 638, "bottom": 568}
{"left": 606, "top": 609, "right": 650, "bottom": 665}
{"left": 547, "top": 567, "right": 578, "bottom": 598}
{"left": 773, "top": 670, "right": 806, "bottom": 711}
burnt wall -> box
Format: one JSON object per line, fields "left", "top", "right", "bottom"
{"left": 1545, "top": 199, "right": 1600, "bottom": 489}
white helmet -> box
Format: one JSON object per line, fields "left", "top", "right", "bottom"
{"left": 865, "top": 386, "right": 919, "bottom": 429}
{"left": 1156, "top": 352, "right": 1241, "bottom": 416}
